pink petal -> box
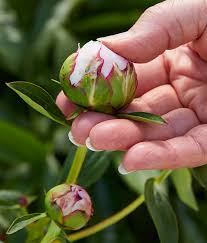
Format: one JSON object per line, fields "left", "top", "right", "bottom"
{"left": 99, "top": 44, "right": 128, "bottom": 78}
{"left": 70, "top": 41, "right": 101, "bottom": 86}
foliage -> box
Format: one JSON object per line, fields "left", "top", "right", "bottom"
{"left": 1, "top": 0, "right": 207, "bottom": 242}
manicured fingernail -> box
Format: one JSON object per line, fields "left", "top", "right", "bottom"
{"left": 68, "top": 131, "right": 85, "bottom": 147}
{"left": 85, "top": 137, "right": 103, "bottom": 152}
{"left": 118, "top": 164, "right": 136, "bottom": 175}
{"left": 97, "top": 31, "right": 130, "bottom": 42}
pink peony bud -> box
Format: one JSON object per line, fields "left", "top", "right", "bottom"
{"left": 60, "top": 40, "right": 137, "bottom": 114}
{"left": 45, "top": 184, "right": 93, "bottom": 230}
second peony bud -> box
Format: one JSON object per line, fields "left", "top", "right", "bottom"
{"left": 45, "top": 184, "right": 93, "bottom": 230}
{"left": 60, "top": 41, "right": 137, "bottom": 114}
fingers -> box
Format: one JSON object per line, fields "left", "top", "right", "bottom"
{"left": 134, "top": 55, "right": 168, "bottom": 97}
{"left": 89, "top": 108, "right": 199, "bottom": 151}
{"left": 71, "top": 112, "right": 114, "bottom": 144}
{"left": 125, "top": 84, "right": 182, "bottom": 115}
{"left": 56, "top": 91, "right": 76, "bottom": 118}
{"left": 70, "top": 84, "right": 182, "bottom": 146}
{"left": 99, "top": 0, "right": 207, "bottom": 63}
{"left": 122, "top": 124, "right": 207, "bottom": 172}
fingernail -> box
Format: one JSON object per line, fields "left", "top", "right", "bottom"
{"left": 97, "top": 31, "right": 130, "bottom": 42}
{"left": 85, "top": 137, "right": 103, "bottom": 152}
{"left": 118, "top": 164, "right": 135, "bottom": 175}
{"left": 68, "top": 131, "right": 85, "bottom": 147}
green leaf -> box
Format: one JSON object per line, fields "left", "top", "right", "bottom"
{"left": 0, "top": 120, "right": 46, "bottom": 165}
{"left": 6, "top": 81, "right": 68, "bottom": 126}
{"left": 171, "top": 169, "right": 198, "bottom": 210}
{"left": 0, "top": 190, "right": 22, "bottom": 205}
{"left": 0, "top": 190, "right": 36, "bottom": 208}
{"left": 0, "top": 0, "right": 24, "bottom": 75}
{"left": 78, "top": 151, "right": 112, "bottom": 188}
{"left": 7, "top": 213, "right": 47, "bottom": 235}
{"left": 176, "top": 202, "right": 207, "bottom": 243}
{"left": 117, "top": 112, "right": 166, "bottom": 124}
{"left": 192, "top": 165, "right": 207, "bottom": 188}
{"left": 0, "top": 205, "right": 20, "bottom": 210}
{"left": 145, "top": 178, "right": 178, "bottom": 243}
{"left": 26, "top": 217, "right": 50, "bottom": 243}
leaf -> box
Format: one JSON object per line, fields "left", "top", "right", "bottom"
{"left": 145, "top": 178, "right": 179, "bottom": 243}
{"left": 0, "top": 120, "right": 46, "bottom": 165}
{"left": 0, "top": 0, "right": 24, "bottom": 75}
{"left": 0, "top": 205, "right": 20, "bottom": 210}
{"left": 192, "top": 165, "right": 207, "bottom": 188}
{"left": 175, "top": 202, "right": 207, "bottom": 243}
{"left": 117, "top": 112, "right": 166, "bottom": 124}
{"left": 43, "top": 154, "right": 61, "bottom": 190}
{"left": 78, "top": 151, "right": 112, "bottom": 188}
{"left": 0, "top": 190, "right": 36, "bottom": 208}
{"left": 171, "top": 169, "right": 198, "bottom": 210}
{"left": 0, "top": 190, "right": 22, "bottom": 205}
{"left": 26, "top": 217, "right": 50, "bottom": 243}
{"left": 6, "top": 81, "right": 67, "bottom": 126}
{"left": 70, "top": 10, "right": 141, "bottom": 37}
{"left": 7, "top": 213, "right": 47, "bottom": 235}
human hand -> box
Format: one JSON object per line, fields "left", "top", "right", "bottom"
{"left": 57, "top": 0, "right": 207, "bottom": 173}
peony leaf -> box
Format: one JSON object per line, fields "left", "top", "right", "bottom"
{"left": 192, "top": 165, "right": 207, "bottom": 188}
{"left": 171, "top": 169, "right": 198, "bottom": 211}
{"left": 145, "top": 178, "right": 178, "bottom": 243}
{"left": 117, "top": 112, "right": 166, "bottom": 124}
{"left": 7, "top": 213, "right": 47, "bottom": 235}
{"left": 6, "top": 81, "right": 68, "bottom": 126}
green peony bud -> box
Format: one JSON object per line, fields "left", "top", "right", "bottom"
{"left": 59, "top": 40, "right": 137, "bottom": 114}
{"left": 45, "top": 184, "right": 93, "bottom": 230}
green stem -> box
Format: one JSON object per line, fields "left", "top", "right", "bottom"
{"left": 155, "top": 170, "right": 172, "bottom": 184}
{"left": 67, "top": 170, "right": 172, "bottom": 242}
{"left": 41, "top": 221, "right": 61, "bottom": 243}
{"left": 66, "top": 146, "right": 88, "bottom": 184}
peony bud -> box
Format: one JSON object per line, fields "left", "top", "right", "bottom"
{"left": 60, "top": 40, "right": 137, "bottom": 114}
{"left": 45, "top": 184, "right": 93, "bottom": 230}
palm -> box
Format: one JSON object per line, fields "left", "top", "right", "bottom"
{"left": 117, "top": 44, "right": 207, "bottom": 170}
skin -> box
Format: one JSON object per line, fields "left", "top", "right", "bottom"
{"left": 57, "top": 0, "right": 207, "bottom": 172}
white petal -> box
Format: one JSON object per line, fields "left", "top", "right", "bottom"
{"left": 100, "top": 44, "right": 128, "bottom": 78}
{"left": 70, "top": 41, "right": 101, "bottom": 86}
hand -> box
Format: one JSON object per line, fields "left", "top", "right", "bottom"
{"left": 57, "top": 0, "right": 207, "bottom": 173}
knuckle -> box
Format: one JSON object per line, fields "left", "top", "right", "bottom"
{"left": 188, "top": 132, "right": 207, "bottom": 162}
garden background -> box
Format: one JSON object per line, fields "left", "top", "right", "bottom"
{"left": 1, "top": 0, "right": 207, "bottom": 242}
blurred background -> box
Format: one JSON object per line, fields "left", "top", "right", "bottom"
{"left": 1, "top": 0, "right": 207, "bottom": 242}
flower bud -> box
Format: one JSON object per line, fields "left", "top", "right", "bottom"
{"left": 60, "top": 40, "right": 137, "bottom": 114}
{"left": 45, "top": 184, "right": 93, "bottom": 230}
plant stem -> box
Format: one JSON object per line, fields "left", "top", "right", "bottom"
{"left": 41, "top": 221, "right": 61, "bottom": 243}
{"left": 67, "top": 170, "right": 172, "bottom": 242}
{"left": 66, "top": 146, "right": 88, "bottom": 184}
{"left": 155, "top": 169, "right": 172, "bottom": 184}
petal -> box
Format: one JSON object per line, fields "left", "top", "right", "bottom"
{"left": 70, "top": 41, "right": 102, "bottom": 85}
{"left": 100, "top": 44, "right": 128, "bottom": 78}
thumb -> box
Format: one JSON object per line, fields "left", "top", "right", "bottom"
{"left": 98, "top": 0, "right": 207, "bottom": 63}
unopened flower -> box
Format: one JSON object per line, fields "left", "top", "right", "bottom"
{"left": 60, "top": 40, "right": 137, "bottom": 114}
{"left": 45, "top": 184, "right": 93, "bottom": 230}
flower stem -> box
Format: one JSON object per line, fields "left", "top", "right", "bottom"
{"left": 66, "top": 146, "right": 88, "bottom": 184}
{"left": 155, "top": 170, "right": 172, "bottom": 184}
{"left": 41, "top": 221, "right": 61, "bottom": 243}
{"left": 67, "top": 170, "right": 172, "bottom": 242}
